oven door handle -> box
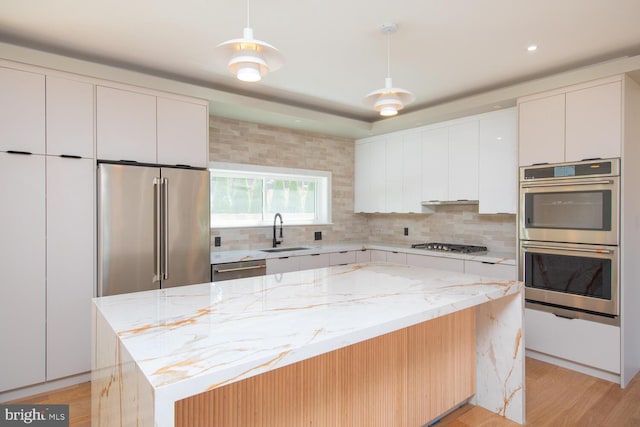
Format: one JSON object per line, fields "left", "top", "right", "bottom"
{"left": 520, "top": 179, "right": 614, "bottom": 188}
{"left": 521, "top": 244, "right": 614, "bottom": 254}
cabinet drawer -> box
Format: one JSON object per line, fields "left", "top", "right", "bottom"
{"left": 464, "top": 261, "right": 516, "bottom": 280}
{"left": 386, "top": 251, "right": 407, "bottom": 264}
{"left": 329, "top": 251, "right": 356, "bottom": 266}
{"left": 369, "top": 250, "right": 388, "bottom": 262}
{"left": 525, "top": 307, "right": 620, "bottom": 373}
{"left": 298, "top": 253, "right": 330, "bottom": 271}
{"left": 406, "top": 253, "right": 464, "bottom": 273}
{"left": 355, "top": 249, "right": 371, "bottom": 263}
{"left": 266, "top": 257, "right": 299, "bottom": 275}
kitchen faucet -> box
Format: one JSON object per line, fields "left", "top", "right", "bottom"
{"left": 272, "top": 213, "right": 283, "bottom": 247}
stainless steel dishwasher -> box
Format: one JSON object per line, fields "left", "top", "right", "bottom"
{"left": 211, "top": 259, "right": 267, "bottom": 282}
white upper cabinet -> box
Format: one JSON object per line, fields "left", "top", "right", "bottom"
{"left": 46, "top": 76, "right": 94, "bottom": 158}
{"left": 421, "top": 127, "right": 449, "bottom": 202}
{"left": 565, "top": 81, "right": 621, "bottom": 162}
{"left": 479, "top": 108, "right": 517, "bottom": 214}
{"left": 96, "top": 86, "right": 157, "bottom": 163}
{"left": 355, "top": 109, "right": 516, "bottom": 214}
{"left": 354, "top": 138, "right": 386, "bottom": 212}
{"left": 518, "top": 93, "right": 565, "bottom": 166}
{"left": 0, "top": 66, "right": 45, "bottom": 154}
{"left": 448, "top": 121, "right": 479, "bottom": 201}
{"left": 385, "top": 135, "right": 403, "bottom": 212}
{"left": 353, "top": 141, "right": 369, "bottom": 212}
{"left": 518, "top": 76, "right": 624, "bottom": 166}
{"left": 402, "top": 132, "right": 422, "bottom": 212}
{"left": 157, "top": 97, "right": 208, "bottom": 168}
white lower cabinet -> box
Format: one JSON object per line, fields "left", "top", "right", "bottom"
{"left": 0, "top": 153, "right": 46, "bottom": 392}
{"left": 369, "top": 250, "right": 388, "bottom": 262}
{"left": 355, "top": 249, "right": 371, "bottom": 263}
{"left": 406, "top": 253, "right": 464, "bottom": 273}
{"left": 386, "top": 251, "right": 407, "bottom": 264}
{"left": 266, "top": 257, "right": 299, "bottom": 275}
{"left": 46, "top": 157, "right": 94, "bottom": 380}
{"left": 329, "top": 251, "right": 357, "bottom": 266}
{"left": 464, "top": 261, "right": 516, "bottom": 280}
{"left": 297, "top": 253, "right": 330, "bottom": 271}
{"left": 525, "top": 308, "right": 620, "bottom": 374}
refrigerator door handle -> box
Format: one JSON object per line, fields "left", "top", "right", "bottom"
{"left": 153, "top": 177, "right": 162, "bottom": 283}
{"left": 162, "top": 177, "right": 169, "bottom": 280}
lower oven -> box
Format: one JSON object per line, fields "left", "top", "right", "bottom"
{"left": 520, "top": 241, "right": 619, "bottom": 321}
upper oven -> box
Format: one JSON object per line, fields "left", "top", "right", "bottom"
{"left": 519, "top": 158, "right": 620, "bottom": 245}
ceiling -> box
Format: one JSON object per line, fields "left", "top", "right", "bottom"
{"left": 1, "top": 0, "right": 640, "bottom": 139}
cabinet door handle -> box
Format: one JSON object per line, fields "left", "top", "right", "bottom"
{"left": 162, "top": 177, "right": 169, "bottom": 280}
{"left": 153, "top": 177, "right": 162, "bottom": 283}
{"left": 60, "top": 154, "right": 82, "bottom": 159}
{"left": 7, "top": 150, "right": 32, "bottom": 155}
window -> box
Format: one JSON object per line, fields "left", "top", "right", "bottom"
{"left": 210, "top": 162, "right": 331, "bottom": 228}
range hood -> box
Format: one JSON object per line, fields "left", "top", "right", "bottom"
{"left": 421, "top": 200, "right": 479, "bottom": 206}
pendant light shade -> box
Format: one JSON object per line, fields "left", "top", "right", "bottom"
{"left": 363, "top": 23, "right": 414, "bottom": 116}
{"left": 215, "top": 1, "right": 284, "bottom": 82}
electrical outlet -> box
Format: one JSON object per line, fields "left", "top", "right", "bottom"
{"left": 403, "top": 227, "right": 409, "bottom": 236}
{"left": 214, "top": 236, "right": 221, "bottom": 247}
{"left": 314, "top": 231, "right": 322, "bottom": 241}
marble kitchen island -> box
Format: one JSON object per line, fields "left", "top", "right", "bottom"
{"left": 92, "top": 262, "right": 524, "bottom": 427}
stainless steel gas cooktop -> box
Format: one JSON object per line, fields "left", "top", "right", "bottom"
{"left": 411, "top": 242, "right": 488, "bottom": 254}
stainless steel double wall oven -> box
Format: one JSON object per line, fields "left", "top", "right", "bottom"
{"left": 519, "top": 158, "right": 620, "bottom": 323}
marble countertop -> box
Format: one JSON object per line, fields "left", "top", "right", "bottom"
{"left": 211, "top": 242, "right": 516, "bottom": 265}
{"left": 93, "top": 262, "right": 522, "bottom": 402}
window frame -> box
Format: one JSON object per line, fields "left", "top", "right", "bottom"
{"left": 209, "top": 162, "right": 332, "bottom": 228}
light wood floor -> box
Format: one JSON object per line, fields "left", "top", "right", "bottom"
{"left": 8, "top": 358, "right": 640, "bottom": 426}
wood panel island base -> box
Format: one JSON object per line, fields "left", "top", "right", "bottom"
{"left": 176, "top": 309, "right": 475, "bottom": 427}
{"left": 92, "top": 263, "right": 524, "bottom": 427}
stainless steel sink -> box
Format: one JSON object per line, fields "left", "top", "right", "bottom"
{"left": 260, "top": 247, "right": 310, "bottom": 253}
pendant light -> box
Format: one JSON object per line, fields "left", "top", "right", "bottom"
{"left": 215, "top": 0, "right": 284, "bottom": 82}
{"left": 363, "top": 23, "right": 415, "bottom": 117}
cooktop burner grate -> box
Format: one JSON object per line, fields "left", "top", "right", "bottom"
{"left": 411, "top": 242, "right": 488, "bottom": 254}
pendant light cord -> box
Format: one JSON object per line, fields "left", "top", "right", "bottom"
{"left": 246, "top": 0, "right": 251, "bottom": 27}
{"left": 386, "top": 30, "right": 391, "bottom": 79}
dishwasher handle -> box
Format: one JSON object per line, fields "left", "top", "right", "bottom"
{"left": 213, "top": 265, "right": 266, "bottom": 274}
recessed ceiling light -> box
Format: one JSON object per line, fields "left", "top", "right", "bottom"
{"left": 527, "top": 45, "right": 538, "bottom": 52}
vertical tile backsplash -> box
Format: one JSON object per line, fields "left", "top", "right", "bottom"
{"left": 209, "top": 117, "right": 517, "bottom": 255}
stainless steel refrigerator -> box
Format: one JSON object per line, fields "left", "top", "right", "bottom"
{"left": 97, "top": 162, "right": 210, "bottom": 296}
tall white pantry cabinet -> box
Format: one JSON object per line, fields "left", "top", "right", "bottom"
{"left": 0, "top": 60, "right": 209, "bottom": 397}
{"left": 0, "top": 66, "right": 96, "bottom": 393}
